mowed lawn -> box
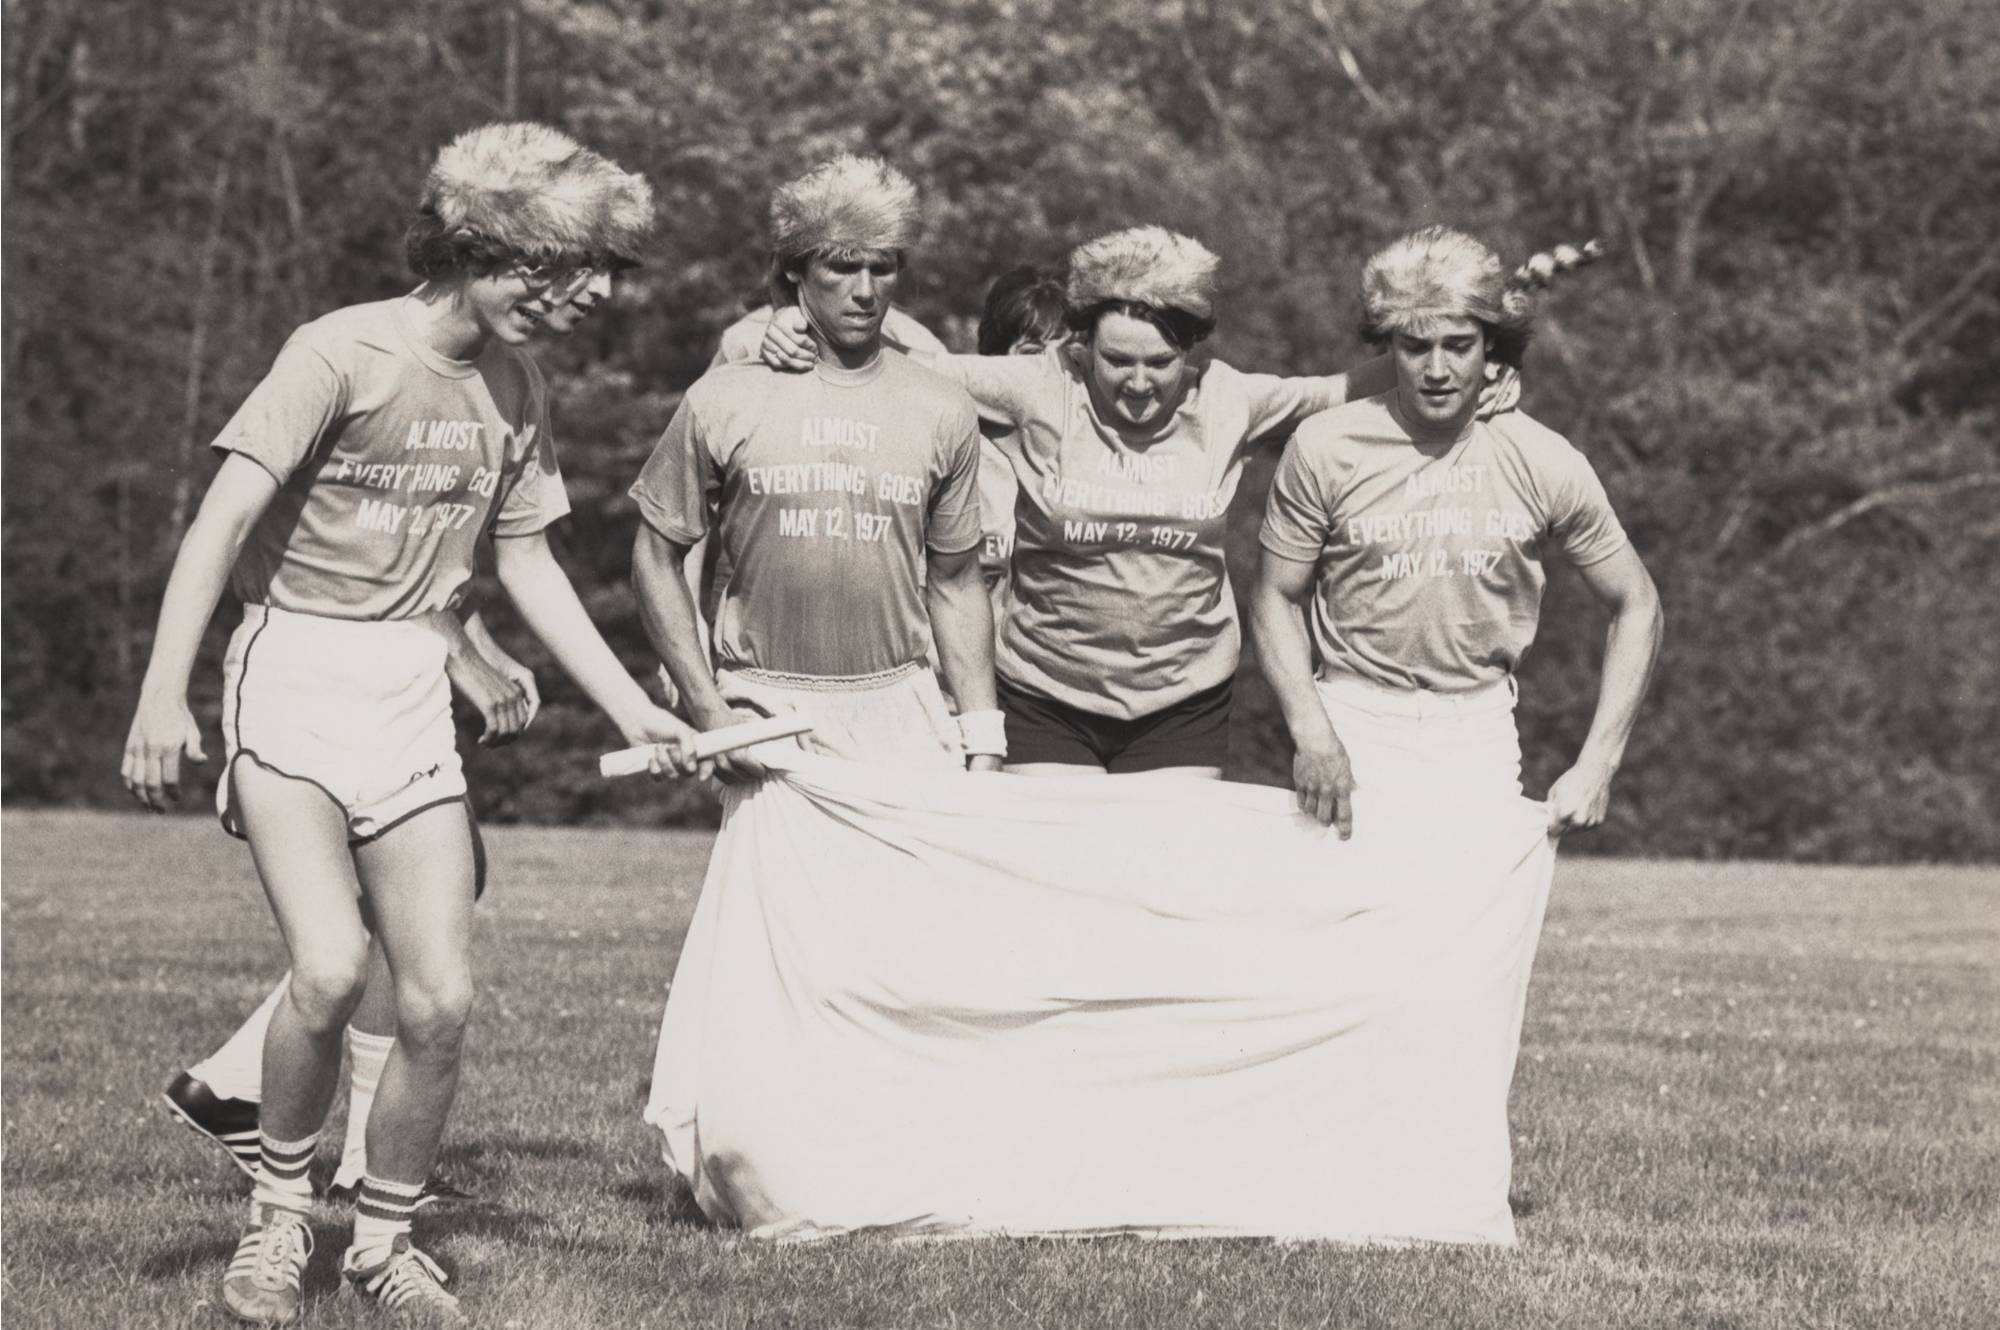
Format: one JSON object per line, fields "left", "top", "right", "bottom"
{"left": 3, "top": 809, "right": 1996, "bottom": 1330}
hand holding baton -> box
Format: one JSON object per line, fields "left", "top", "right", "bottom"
{"left": 598, "top": 713, "right": 815, "bottom": 779}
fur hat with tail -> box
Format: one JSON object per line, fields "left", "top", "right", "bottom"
{"left": 1065, "top": 226, "right": 1221, "bottom": 322}
{"left": 768, "top": 154, "right": 923, "bottom": 263}
{"left": 423, "top": 121, "right": 619, "bottom": 261}
{"left": 1360, "top": 226, "right": 1602, "bottom": 341}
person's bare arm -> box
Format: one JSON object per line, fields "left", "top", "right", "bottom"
{"left": 122, "top": 455, "right": 279, "bottom": 810}
{"left": 1545, "top": 544, "right": 1664, "bottom": 834}
{"left": 1250, "top": 548, "right": 1357, "bottom": 838}
{"left": 492, "top": 530, "right": 702, "bottom": 775}
{"left": 925, "top": 544, "right": 1000, "bottom": 772}
{"left": 631, "top": 523, "right": 767, "bottom": 780}
{"left": 426, "top": 608, "right": 536, "bottom": 746}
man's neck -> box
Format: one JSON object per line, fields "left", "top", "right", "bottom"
{"left": 405, "top": 284, "right": 489, "bottom": 363}
{"left": 814, "top": 329, "right": 882, "bottom": 373}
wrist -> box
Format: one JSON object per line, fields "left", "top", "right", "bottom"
{"left": 1572, "top": 747, "right": 1622, "bottom": 777}
{"left": 690, "top": 699, "right": 739, "bottom": 731}
{"left": 138, "top": 670, "right": 191, "bottom": 707}
{"left": 956, "top": 708, "right": 1008, "bottom": 760}
{"left": 1284, "top": 708, "right": 1340, "bottom": 753}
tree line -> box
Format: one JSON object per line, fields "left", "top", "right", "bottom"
{"left": 5, "top": 0, "right": 1996, "bottom": 860}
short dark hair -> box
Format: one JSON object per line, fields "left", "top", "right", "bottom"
{"left": 977, "top": 266, "right": 1068, "bottom": 355}
{"left": 404, "top": 208, "right": 591, "bottom": 281}
{"left": 1359, "top": 317, "right": 1533, "bottom": 370}
{"left": 1066, "top": 299, "right": 1215, "bottom": 352}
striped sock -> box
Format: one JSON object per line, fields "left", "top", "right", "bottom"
{"left": 249, "top": 1130, "right": 318, "bottom": 1216}
{"left": 348, "top": 1175, "right": 424, "bottom": 1271}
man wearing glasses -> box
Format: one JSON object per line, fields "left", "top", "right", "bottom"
{"left": 141, "top": 125, "right": 680, "bottom": 1325}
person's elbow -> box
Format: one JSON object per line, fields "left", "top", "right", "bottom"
{"left": 631, "top": 522, "right": 685, "bottom": 590}
{"left": 1614, "top": 561, "right": 1665, "bottom": 648}
{"left": 927, "top": 545, "right": 982, "bottom": 593}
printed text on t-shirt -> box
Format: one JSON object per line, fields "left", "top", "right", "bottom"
{"left": 1351, "top": 464, "right": 1539, "bottom": 583}
{"left": 340, "top": 419, "right": 506, "bottom": 536}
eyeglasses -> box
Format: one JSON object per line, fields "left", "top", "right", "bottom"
{"left": 509, "top": 257, "right": 591, "bottom": 288}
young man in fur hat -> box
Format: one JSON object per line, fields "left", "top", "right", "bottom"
{"left": 122, "top": 121, "right": 699, "bottom": 1325}
{"left": 630, "top": 153, "right": 1001, "bottom": 772}
{"left": 1253, "top": 226, "right": 1661, "bottom": 838}
{"left": 156, "top": 141, "right": 662, "bottom": 1221}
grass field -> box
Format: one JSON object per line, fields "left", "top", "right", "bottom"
{"left": 4, "top": 809, "right": 1996, "bottom": 1329}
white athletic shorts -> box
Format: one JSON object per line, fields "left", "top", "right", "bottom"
{"left": 218, "top": 604, "right": 467, "bottom": 843}
{"left": 1314, "top": 672, "right": 1523, "bottom": 800}
{"left": 717, "top": 662, "right": 965, "bottom": 770}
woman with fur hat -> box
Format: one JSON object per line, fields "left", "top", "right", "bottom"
{"left": 120, "top": 121, "right": 699, "bottom": 1326}
{"left": 761, "top": 223, "right": 1499, "bottom": 777}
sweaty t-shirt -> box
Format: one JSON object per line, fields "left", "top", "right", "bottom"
{"left": 214, "top": 298, "right": 569, "bottom": 620}
{"left": 932, "top": 349, "right": 1347, "bottom": 720}
{"left": 1260, "top": 395, "right": 1628, "bottom": 692}
{"left": 630, "top": 351, "right": 981, "bottom": 678}
{"left": 709, "top": 303, "right": 948, "bottom": 369}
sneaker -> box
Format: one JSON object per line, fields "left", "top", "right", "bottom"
{"left": 163, "top": 1071, "right": 261, "bottom": 1178}
{"left": 339, "top": 1237, "right": 466, "bottom": 1326}
{"left": 324, "top": 1172, "right": 478, "bottom": 1212}
{"left": 221, "top": 1205, "right": 313, "bottom": 1326}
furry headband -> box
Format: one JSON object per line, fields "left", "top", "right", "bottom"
{"left": 1066, "top": 226, "right": 1220, "bottom": 322}
{"left": 424, "top": 122, "right": 654, "bottom": 262}
{"left": 1361, "top": 226, "right": 1602, "bottom": 338}
{"left": 768, "top": 154, "right": 923, "bottom": 263}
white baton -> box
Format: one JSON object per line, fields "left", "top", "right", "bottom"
{"left": 598, "top": 713, "right": 815, "bottom": 778}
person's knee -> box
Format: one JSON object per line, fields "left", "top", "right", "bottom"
{"left": 287, "top": 949, "right": 370, "bottom": 1032}
{"left": 394, "top": 971, "right": 475, "bottom": 1058}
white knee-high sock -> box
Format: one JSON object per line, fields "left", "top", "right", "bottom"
{"left": 190, "top": 978, "right": 287, "bottom": 1102}
{"left": 333, "top": 1027, "right": 395, "bottom": 1191}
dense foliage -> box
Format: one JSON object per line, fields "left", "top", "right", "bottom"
{"left": 6, "top": 0, "right": 1996, "bottom": 859}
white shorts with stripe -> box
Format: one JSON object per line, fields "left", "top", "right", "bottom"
{"left": 217, "top": 604, "right": 466, "bottom": 843}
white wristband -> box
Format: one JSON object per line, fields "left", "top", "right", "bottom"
{"left": 956, "top": 709, "right": 1008, "bottom": 759}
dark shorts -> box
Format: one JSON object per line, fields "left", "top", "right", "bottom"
{"left": 997, "top": 674, "right": 1232, "bottom": 773}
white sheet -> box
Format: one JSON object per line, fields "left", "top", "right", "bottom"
{"left": 645, "top": 753, "right": 1556, "bottom": 1243}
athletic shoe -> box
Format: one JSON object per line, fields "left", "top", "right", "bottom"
{"left": 339, "top": 1237, "right": 466, "bottom": 1325}
{"left": 163, "top": 1071, "right": 261, "bottom": 1178}
{"left": 324, "top": 1172, "right": 478, "bottom": 1212}
{"left": 221, "top": 1205, "right": 313, "bottom": 1326}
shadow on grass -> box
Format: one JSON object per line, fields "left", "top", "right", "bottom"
{"left": 138, "top": 1220, "right": 350, "bottom": 1299}
{"left": 614, "top": 1171, "right": 714, "bottom": 1230}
